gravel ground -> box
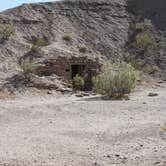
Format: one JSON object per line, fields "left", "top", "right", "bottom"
{"left": 0, "top": 84, "right": 165, "bottom": 166}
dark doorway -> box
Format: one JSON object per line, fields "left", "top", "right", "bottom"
{"left": 71, "top": 64, "right": 93, "bottom": 91}
{"left": 71, "top": 65, "right": 79, "bottom": 79}
{"left": 71, "top": 65, "right": 85, "bottom": 79}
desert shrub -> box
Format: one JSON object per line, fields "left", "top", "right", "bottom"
{"left": 93, "top": 63, "right": 137, "bottom": 98}
{"left": 143, "top": 64, "right": 159, "bottom": 74}
{"left": 125, "top": 55, "right": 159, "bottom": 74}
{"left": 30, "top": 38, "right": 48, "bottom": 53}
{"left": 136, "top": 19, "right": 153, "bottom": 31}
{"left": 72, "top": 74, "right": 85, "bottom": 91}
{"left": 33, "top": 38, "right": 48, "bottom": 47}
{"left": 30, "top": 45, "right": 40, "bottom": 53}
{"left": 0, "top": 22, "right": 15, "bottom": 41}
{"left": 79, "top": 47, "right": 87, "bottom": 53}
{"left": 125, "top": 55, "right": 145, "bottom": 70}
{"left": 20, "top": 59, "right": 37, "bottom": 79}
{"left": 62, "top": 35, "right": 72, "bottom": 42}
{"left": 135, "top": 34, "right": 157, "bottom": 52}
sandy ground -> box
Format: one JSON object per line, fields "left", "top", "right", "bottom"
{"left": 0, "top": 84, "right": 165, "bottom": 166}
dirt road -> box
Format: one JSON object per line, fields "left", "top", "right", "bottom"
{"left": 0, "top": 84, "right": 165, "bottom": 166}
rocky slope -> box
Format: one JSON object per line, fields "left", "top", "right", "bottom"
{"left": 0, "top": 0, "right": 165, "bottom": 85}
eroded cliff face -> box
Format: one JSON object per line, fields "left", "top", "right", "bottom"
{"left": 127, "top": 0, "right": 166, "bottom": 30}
{"left": 0, "top": 0, "right": 165, "bottom": 81}
{"left": 127, "top": 0, "right": 166, "bottom": 77}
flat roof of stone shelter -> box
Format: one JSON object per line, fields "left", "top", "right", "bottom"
{"left": 41, "top": 43, "right": 102, "bottom": 61}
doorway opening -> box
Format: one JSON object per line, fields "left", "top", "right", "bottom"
{"left": 71, "top": 65, "right": 85, "bottom": 79}
{"left": 71, "top": 64, "right": 93, "bottom": 91}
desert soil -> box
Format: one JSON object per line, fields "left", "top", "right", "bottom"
{"left": 0, "top": 84, "right": 165, "bottom": 166}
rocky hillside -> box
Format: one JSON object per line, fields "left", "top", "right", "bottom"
{"left": 0, "top": 0, "right": 166, "bottom": 84}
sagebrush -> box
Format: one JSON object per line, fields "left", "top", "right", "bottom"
{"left": 93, "top": 63, "right": 137, "bottom": 98}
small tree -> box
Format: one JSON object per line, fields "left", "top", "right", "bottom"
{"left": 0, "top": 22, "right": 15, "bottom": 41}
{"left": 93, "top": 63, "right": 137, "bottom": 98}
{"left": 20, "top": 59, "right": 37, "bottom": 80}
{"left": 73, "top": 74, "right": 85, "bottom": 91}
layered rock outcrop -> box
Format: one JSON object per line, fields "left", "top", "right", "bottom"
{"left": 0, "top": 0, "right": 165, "bottom": 84}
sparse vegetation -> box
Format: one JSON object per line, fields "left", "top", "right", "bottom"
{"left": 133, "top": 19, "right": 161, "bottom": 53}
{"left": 126, "top": 18, "right": 162, "bottom": 75}
{"left": 0, "top": 22, "right": 15, "bottom": 41}
{"left": 30, "top": 38, "right": 48, "bottom": 53}
{"left": 79, "top": 47, "right": 87, "bottom": 53}
{"left": 126, "top": 55, "right": 159, "bottom": 74}
{"left": 136, "top": 19, "right": 153, "bottom": 31}
{"left": 72, "top": 74, "right": 85, "bottom": 91}
{"left": 143, "top": 64, "right": 159, "bottom": 74}
{"left": 33, "top": 38, "right": 48, "bottom": 47}
{"left": 135, "top": 34, "right": 157, "bottom": 52}
{"left": 125, "top": 55, "right": 145, "bottom": 70}
{"left": 62, "top": 35, "right": 72, "bottom": 42}
{"left": 93, "top": 63, "right": 137, "bottom": 98}
{"left": 20, "top": 59, "right": 37, "bottom": 79}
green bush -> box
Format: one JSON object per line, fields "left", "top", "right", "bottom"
{"left": 62, "top": 35, "right": 72, "bottom": 42}
{"left": 33, "top": 38, "right": 48, "bottom": 47}
{"left": 79, "top": 47, "right": 87, "bottom": 53}
{"left": 125, "top": 55, "right": 145, "bottom": 70}
{"left": 30, "top": 45, "right": 40, "bottom": 53}
{"left": 20, "top": 59, "right": 37, "bottom": 79}
{"left": 0, "top": 22, "right": 15, "bottom": 41}
{"left": 73, "top": 74, "right": 85, "bottom": 91}
{"left": 135, "top": 34, "right": 157, "bottom": 52}
{"left": 30, "top": 38, "right": 48, "bottom": 53}
{"left": 93, "top": 63, "right": 137, "bottom": 98}
{"left": 136, "top": 19, "right": 153, "bottom": 31}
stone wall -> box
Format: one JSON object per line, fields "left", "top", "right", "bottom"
{"left": 37, "top": 56, "right": 101, "bottom": 90}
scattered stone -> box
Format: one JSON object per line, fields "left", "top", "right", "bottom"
{"left": 81, "top": 92, "right": 90, "bottom": 96}
{"left": 154, "top": 161, "right": 161, "bottom": 165}
{"left": 106, "top": 154, "right": 111, "bottom": 158}
{"left": 47, "top": 91, "right": 52, "bottom": 95}
{"left": 91, "top": 92, "right": 97, "bottom": 96}
{"left": 94, "top": 162, "right": 99, "bottom": 166}
{"left": 155, "top": 84, "right": 162, "bottom": 87}
{"left": 76, "top": 93, "right": 84, "bottom": 97}
{"left": 123, "top": 157, "right": 128, "bottom": 160}
{"left": 148, "top": 93, "right": 159, "bottom": 97}
{"left": 75, "top": 91, "right": 91, "bottom": 97}
{"left": 115, "top": 154, "right": 120, "bottom": 157}
{"left": 59, "top": 87, "right": 72, "bottom": 93}
{"left": 157, "top": 80, "right": 164, "bottom": 84}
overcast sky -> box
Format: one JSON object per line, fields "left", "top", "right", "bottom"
{"left": 0, "top": 0, "right": 58, "bottom": 11}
